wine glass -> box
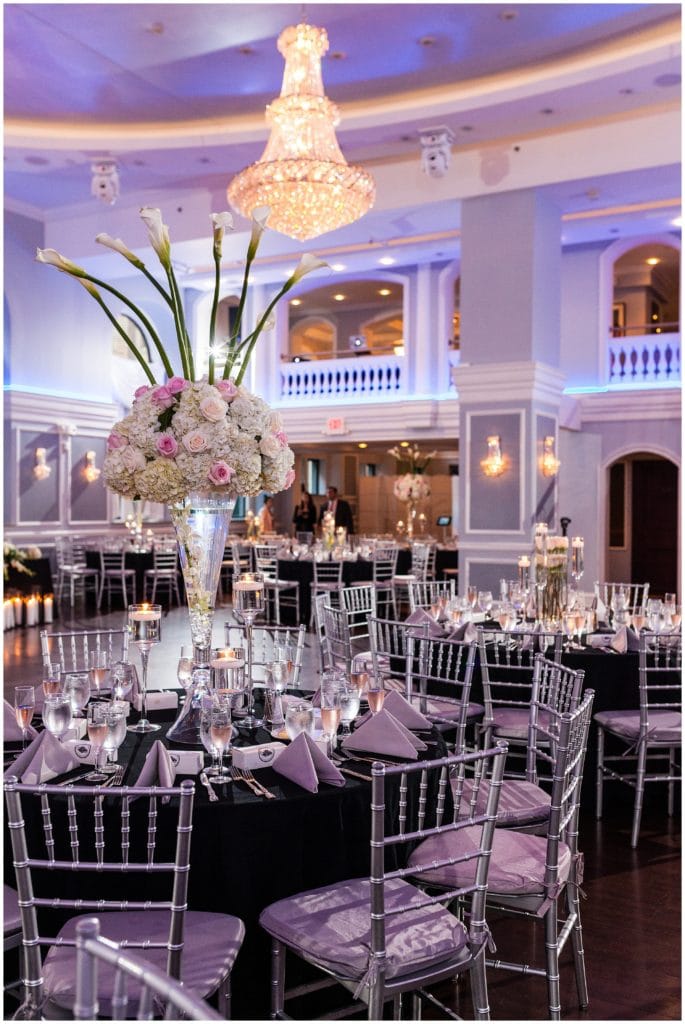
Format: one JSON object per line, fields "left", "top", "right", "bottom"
{"left": 232, "top": 573, "right": 265, "bottom": 728}
{"left": 367, "top": 677, "right": 386, "bottom": 715}
{"left": 85, "top": 703, "right": 109, "bottom": 782}
{"left": 349, "top": 667, "right": 369, "bottom": 699}
{"left": 42, "top": 694, "right": 72, "bottom": 740}
{"left": 208, "top": 704, "right": 232, "bottom": 782}
{"left": 477, "top": 591, "right": 493, "bottom": 618}
{"left": 88, "top": 650, "right": 110, "bottom": 695}
{"left": 14, "top": 686, "right": 35, "bottom": 750}
{"left": 42, "top": 662, "right": 62, "bottom": 700}
{"left": 127, "top": 603, "right": 162, "bottom": 734}
{"left": 62, "top": 672, "right": 91, "bottom": 719}
{"left": 467, "top": 585, "right": 478, "bottom": 609}
{"left": 339, "top": 683, "right": 361, "bottom": 737}
{"left": 177, "top": 645, "right": 194, "bottom": 690}
{"left": 110, "top": 662, "right": 136, "bottom": 702}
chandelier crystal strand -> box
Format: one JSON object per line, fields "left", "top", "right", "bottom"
{"left": 227, "top": 23, "right": 375, "bottom": 241}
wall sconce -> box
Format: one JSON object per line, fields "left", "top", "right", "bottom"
{"left": 83, "top": 451, "right": 101, "bottom": 483}
{"left": 480, "top": 435, "right": 506, "bottom": 477}
{"left": 541, "top": 435, "right": 561, "bottom": 477}
{"left": 33, "top": 447, "right": 51, "bottom": 481}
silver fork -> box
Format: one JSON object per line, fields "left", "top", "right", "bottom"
{"left": 100, "top": 765, "right": 124, "bottom": 788}
{"left": 231, "top": 767, "right": 276, "bottom": 799}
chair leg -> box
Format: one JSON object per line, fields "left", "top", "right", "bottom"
{"left": 544, "top": 902, "right": 561, "bottom": 1020}
{"left": 668, "top": 747, "right": 676, "bottom": 816}
{"left": 469, "top": 947, "right": 491, "bottom": 1021}
{"left": 217, "top": 972, "right": 232, "bottom": 1019}
{"left": 270, "top": 938, "right": 286, "bottom": 1020}
{"left": 567, "top": 879, "right": 589, "bottom": 1009}
{"left": 595, "top": 726, "right": 604, "bottom": 820}
{"left": 631, "top": 742, "right": 648, "bottom": 848}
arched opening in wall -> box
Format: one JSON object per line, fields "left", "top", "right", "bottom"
{"left": 287, "top": 279, "right": 404, "bottom": 360}
{"left": 612, "top": 244, "right": 680, "bottom": 337}
{"left": 606, "top": 452, "right": 679, "bottom": 597}
{"left": 451, "top": 277, "right": 460, "bottom": 351}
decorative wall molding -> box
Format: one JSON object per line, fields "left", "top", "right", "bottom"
{"left": 279, "top": 396, "right": 459, "bottom": 444}
{"left": 4, "top": 388, "right": 119, "bottom": 432}
{"left": 453, "top": 361, "right": 566, "bottom": 406}
{"left": 577, "top": 387, "right": 681, "bottom": 423}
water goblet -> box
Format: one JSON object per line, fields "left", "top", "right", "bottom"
{"left": 85, "top": 703, "right": 109, "bottom": 782}
{"left": 14, "top": 686, "right": 35, "bottom": 750}
{"left": 320, "top": 683, "right": 342, "bottom": 755}
{"left": 88, "top": 650, "right": 110, "bottom": 695}
{"left": 110, "top": 662, "right": 136, "bottom": 702}
{"left": 646, "top": 598, "right": 663, "bottom": 633}
{"left": 285, "top": 701, "right": 315, "bottom": 741}
{"left": 339, "top": 683, "right": 361, "bottom": 737}
{"left": 477, "top": 591, "right": 493, "bottom": 618}
{"left": 127, "top": 603, "right": 162, "bottom": 733}
{"left": 208, "top": 704, "right": 232, "bottom": 782}
{"left": 63, "top": 671, "right": 91, "bottom": 719}
{"left": 233, "top": 572, "right": 266, "bottom": 728}
{"left": 42, "top": 694, "right": 72, "bottom": 741}
{"left": 42, "top": 661, "right": 62, "bottom": 699}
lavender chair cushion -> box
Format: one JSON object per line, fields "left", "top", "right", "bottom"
{"left": 456, "top": 778, "right": 551, "bottom": 827}
{"left": 426, "top": 699, "right": 485, "bottom": 724}
{"left": 407, "top": 827, "right": 571, "bottom": 915}
{"left": 490, "top": 708, "right": 551, "bottom": 740}
{"left": 594, "top": 709, "right": 681, "bottom": 743}
{"left": 259, "top": 877, "right": 469, "bottom": 983}
{"left": 4, "top": 884, "right": 21, "bottom": 935}
{"left": 42, "top": 910, "right": 244, "bottom": 1015}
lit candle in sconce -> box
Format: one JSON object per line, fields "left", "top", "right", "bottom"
{"left": 43, "top": 594, "right": 54, "bottom": 624}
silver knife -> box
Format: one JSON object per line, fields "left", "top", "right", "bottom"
{"left": 200, "top": 770, "right": 219, "bottom": 802}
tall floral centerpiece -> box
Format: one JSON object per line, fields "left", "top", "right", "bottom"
{"left": 38, "top": 206, "right": 326, "bottom": 664}
{"left": 388, "top": 444, "right": 436, "bottom": 539}
{"left": 533, "top": 525, "right": 569, "bottom": 625}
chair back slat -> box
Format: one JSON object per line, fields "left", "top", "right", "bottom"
{"left": 40, "top": 628, "right": 130, "bottom": 673}
{"left": 40, "top": 793, "right": 56, "bottom": 864}
{"left": 67, "top": 793, "right": 80, "bottom": 864}
{"left": 478, "top": 628, "right": 563, "bottom": 722}
{"left": 224, "top": 623, "right": 306, "bottom": 686}
{"left": 638, "top": 632, "right": 682, "bottom": 733}
{"left": 595, "top": 580, "right": 650, "bottom": 612}
{"left": 407, "top": 579, "right": 455, "bottom": 612}
{"left": 406, "top": 634, "right": 476, "bottom": 751}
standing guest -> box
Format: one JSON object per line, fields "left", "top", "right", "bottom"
{"left": 318, "top": 486, "right": 354, "bottom": 533}
{"left": 293, "top": 487, "right": 317, "bottom": 535}
{"left": 259, "top": 496, "right": 275, "bottom": 534}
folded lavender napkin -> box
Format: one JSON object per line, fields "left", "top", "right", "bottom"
{"left": 404, "top": 608, "right": 444, "bottom": 637}
{"left": 4, "top": 699, "right": 38, "bottom": 743}
{"left": 273, "top": 731, "right": 344, "bottom": 793}
{"left": 611, "top": 625, "right": 641, "bottom": 653}
{"left": 449, "top": 621, "right": 479, "bottom": 644}
{"left": 382, "top": 690, "right": 432, "bottom": 730}
{"left": 4, "top": 729, "right": 78, "bottom": 784}
{"left": 342, "top": 708, "right": 425, "bottom": 760}
{"left": 130, "top": 740, "right": 175, "bottom": 798}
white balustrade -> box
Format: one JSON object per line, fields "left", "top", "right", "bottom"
{"left": 608, "top": 333, "right": 680, "bottom": 387}
{"left": 280, "top": 354, "right": 406, "bottom": 401}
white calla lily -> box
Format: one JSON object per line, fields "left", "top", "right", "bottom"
{"left": 35, "top": 248, "right": 86, "bottom": 276}
{"left": 287, "top": 253, "right": 330, "bottom": 286}
{"left": 95, "top": 233, "right": 144, "bottom": 267}
{"left": 139, "top": 207, "right": 171, "bottom": 265}
{"left": 247, "top": 206, "right": 270, "bottom": 258}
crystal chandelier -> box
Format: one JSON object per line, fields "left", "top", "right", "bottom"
{"left": 227, "top": 22, "right": 375, "bottom": 241}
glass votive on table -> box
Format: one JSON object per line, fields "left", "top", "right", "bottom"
{"left": 285, "top": 701, "right": 315, "bottom": 741}
{"left": 210, "top": 648, "right": 246, "bottom": 710}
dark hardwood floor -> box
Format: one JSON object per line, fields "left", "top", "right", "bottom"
{"left": 3, "top": 601, "right": 681, "bottom": 1021}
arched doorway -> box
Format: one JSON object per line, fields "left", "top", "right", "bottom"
{"left": 606, "top": 452, "right": 679, "bottom": 597}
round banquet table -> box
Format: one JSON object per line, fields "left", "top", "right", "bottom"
{"left": 277, "top": 547, "right": 459, "bottom": 625}
{"left": 3, "top": 701, "right": 448, "bottom": 1020}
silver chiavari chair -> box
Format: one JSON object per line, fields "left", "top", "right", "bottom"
{"left": 310, "top": 558, "right": 344, "bottom": 624}
{"left": 407, "top": 578, "right": 456, "bottom": 613}
{"left": 260, "top": 742, "right": 508, "bottom": 1021}
{"left": 408, "top": 689, "right": 596, "bottom": 1021}
{"left": 478, "top": 626, "right": 563, "bottom": 776}
{"left": 40, "top": 627, "right": 130, "bottom": 672}
{"left": 594, "top": 580, "right": 650, "bottom": 615}
{"left": 313, "top": 593, "right": 330, "bottom": 674}
{"left": 224, "top": 622, "right": 306, "bottom": 688}
{"left": 595, "top": 631, "right": 681, "bottom": 846}
{"left": 74, "top": 917, "right": 223, "bottom": 1021}
{"left": 406, "top": 633, "right": 481, "bottom": 752}
{"left": 367, "top": 615, "right": 429, "bottom": 693}
{"left": 4, "top": 778, "right": 244, "bottom": 1019}
{"left": 253, "top": 544, "right": 301, "bottom": 624}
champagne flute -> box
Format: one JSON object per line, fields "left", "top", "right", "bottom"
{"left": 14, "top": 686, "right": 35, "bottom": 750}
{"left": 320, "top": 681, "right": 342, "bottom": 755}
{"left": 367, "top": 677, "right": 386, "bottom": 715}
{"left": 177, "top": 645, "right": 194, "bottom": 690}
{"left": 88, "top": 650, "right": 110, "bottom": 695}
{"left": 102, "top": 707, "right": 127, "bottom": 773}
{"left": 110, "top": 662, "right": 136, "bottom": 702}
{"left": 208, "top": 705, "right": 232, "bottom": 782}
{"left": 232, "top": 572, "right": 265, "bottom": 728}
{"left": 467, "top": 585, "right": 478, "bottom": 609}
{"left": 574, "top": 610, "right": 587, "bottom": 645}
{"left": 42, "top": 694, "right": 72, "bottom": 740}
{"left": 199, "top": 697, "right": 222, "bottom": 778}
{"left": 62, "top": 671, "right": 91, "bottom": 719}
{"left": 631, "top": 609, "right": 646, "bottom": 633}
{"left": 42, "top": 662, "right": 62, "bottom": 699}
{"left": 127, "top": 603, "right": 162, "bottom": 734}
{"left": 85, "top": 703, "right": 109, "bottom": 782}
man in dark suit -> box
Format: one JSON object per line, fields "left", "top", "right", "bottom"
{"left": 318, "top": 486, "right": 354, "bottom": 533}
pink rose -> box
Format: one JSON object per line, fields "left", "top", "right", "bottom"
{"left": 275, "top": 430, "right": 288, "bottom": 447}
{"left": 156, "top": 433, "right": 178, "bottom": 458}
{"left": 208, "top": 460, "right": 235, "bottom": 486}
{"left": 214, "top": 379, "right": 238, "bottom": 402}
{"left": 284, "top": 468, "right": 296, "bottom": 489}
{"left": 166, "top": 376, "right": 188, "bottom": 395}
{"left": 151, "top": 385, "right": 174, "bottom": 409}
{"left": 182, "top": 429, "right": 209, "bottom": 454}
{"left": 199, "top": 395, "right": 228, "bottom": 422}
{"left": 134, "top": 385, "right": 151, "bottom": 399}
{"left": 107, "top": 432, "right": 127, "bottom": 451}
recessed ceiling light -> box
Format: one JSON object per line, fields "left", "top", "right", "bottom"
{"left": 378, "top": 257, "right": 395, "bottom": 266}
{"left": 238, "top": 45, "right": 255, "bottom": 56}
{"left": 399, "top": 441, "right": 410, "bottom": 448}
{"left": 461, "top": 125, "right": 474, "bottom": 132}
{"left": 646, "top": 257, "right": 661, "bottom": 266}
{"left": 654, "top": 73, "right": 681, "bottom": 87}
{"left": 331, "top": 263, "right": 346, "bottom": 272}
{"left": 672, "top": 216, "right": 682, "bottom": 227}
{"left": 619, "top": 88, "right": 635, "bottom": 95}
{"left": 498, "top": 9, "right": 518, "bottom": 21}
{"left": 540, "top": 108, "right": 555, "bottom": 115}
{"left": 25, "top": 155, "right": 49, "bottom": 166}
{"left": 333, "top": 293, "right": 346, "bottom": 301}
{"left": 419, "top": 35, "right": 436, "bottom": 47}
{"left": 330, "top": 51, "right": 347, "bottom": 60}
{"left": 290, "top": 298, "right": 302, "bottom": 306}
{"left": 358, "top": 442, "right": 368, "bottom": 449}
{"left": 145, "top": 21, "right": 164, "bottom": 34}
{"left": 378, "top": 288, "right": 391, "bottom": 296}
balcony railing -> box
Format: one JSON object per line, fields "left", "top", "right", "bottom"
{"left": 608, "top": 334, "right": 681, "bottom": 386}
{"left": 280, "top": 354, "right": 405, "bottom": 401}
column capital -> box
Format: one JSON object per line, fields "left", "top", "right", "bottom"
{"left": 453, "top": 360, "right": 566, "bottom": 406}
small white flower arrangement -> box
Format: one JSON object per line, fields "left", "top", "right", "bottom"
{"left": 393, "top": 474, "right": 431, "bottom": 503}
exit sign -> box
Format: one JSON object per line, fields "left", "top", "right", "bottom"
{"left": 325, "top": 417, "right": 347, "bottom": 435}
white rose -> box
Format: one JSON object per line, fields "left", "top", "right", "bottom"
{"left": 121, "top": 446, "right": 147, "bottom": 472}
{"left": 182, "top": 429, "right": 209, "bottom": 454}
{"left": 260, "top": 434, "right": 282, "bottom": 458}
{"left": 199, "top": 395, "right": 228, "bottom": 422}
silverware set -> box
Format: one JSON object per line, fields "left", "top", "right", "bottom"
{"left": 199, "top": 770, "right": 219, "bottom": 802}
{"left": 230, "top": 767, "right": 277, "bottom": 799}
